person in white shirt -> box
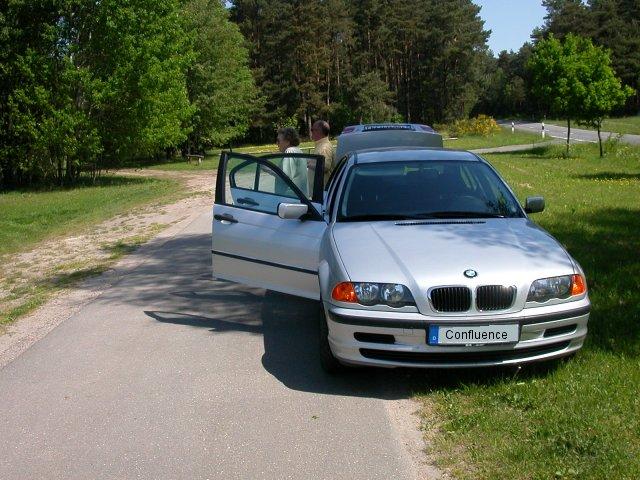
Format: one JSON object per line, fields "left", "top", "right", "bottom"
{"left": 276, "top": 127, "right": 307, "bottom": 195}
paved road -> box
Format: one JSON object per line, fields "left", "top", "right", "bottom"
{"left": 0, "top": 210, "right": 431, "bottom": 480}
{"left": 501, "top": 120, "right": 640, "bottom": 145}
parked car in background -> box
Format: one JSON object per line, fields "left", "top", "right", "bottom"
{"left": 212, "top": 124, "right": 590, "bottom": 372}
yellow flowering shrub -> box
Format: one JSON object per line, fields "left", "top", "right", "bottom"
{"left": 440, "top": 115, "right": 502, "bottom": 137}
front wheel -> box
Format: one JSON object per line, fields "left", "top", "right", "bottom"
{"left": 318, "top": 304, "right": 344, "bottom": 374}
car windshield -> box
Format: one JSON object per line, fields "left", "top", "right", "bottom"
{"left": 337, "top": 160, "right": 524, "bottom": 221}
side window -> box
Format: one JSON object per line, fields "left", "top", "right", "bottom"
{"left": 218, "top": 152, "right": 325, "bottom": 211}
{"left": 231, "top": 160, "right": 258, "bottom": 190}
{"left": 225, "top": 156, "right": 299, "bottom": 215}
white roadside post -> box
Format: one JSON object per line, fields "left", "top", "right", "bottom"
{"left": 511, "top": 121, "right": 515, "bottom": 133}
{"left": 541, "top": 122, "right": 546, "bottom": 139}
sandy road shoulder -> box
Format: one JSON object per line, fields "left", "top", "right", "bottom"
{"left": 0, "top": 169, "right": 214, "bottom": 369}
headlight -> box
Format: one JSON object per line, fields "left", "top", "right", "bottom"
{"left": 527, "top": 274, "right": 587, "bottom": 303}
{"left": 381, "top": 283, "right": 406, "bottom": 307}
{"left": 353, "top": 283, "right": 380, "bottom": 305}
{"left": 332, "top": 282, "right": 415, "bottom": 307}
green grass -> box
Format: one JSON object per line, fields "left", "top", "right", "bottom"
{"left": 143, "top": 155, "right": 222, "bottom": 171}
{"left": 0, "top": 175, "right": 184, "bottom": 329}
{"left": 417, "top": 142, "right": 640, "bottom": 480}
{"left": 545, "top": 116, "right": 640, "bottom": 136}
{"left": 443, "top": 128, "right": 542, "bottom": 150}
{"left": 0, "top": 175, "right": 183, "bottom": 328}
{"left": 0, "top": 175, "right": 181, "bottom": 257}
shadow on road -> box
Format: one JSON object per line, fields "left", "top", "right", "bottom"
{"left": 143, "top": 288, "right": 549, "bottom": 401}
{"left": 92, "top": 230, "right": 571, "bottom": 399}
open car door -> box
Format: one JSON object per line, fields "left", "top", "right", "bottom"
{"left": 212, "top": 151, "right": 326, "bottom": 299}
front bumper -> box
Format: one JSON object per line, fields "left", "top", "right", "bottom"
{"left": 324, "top": 300, "right": 590, "bottom": 368}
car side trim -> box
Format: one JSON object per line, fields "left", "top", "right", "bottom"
{"left": 328, "top": 305, "right": 591, "bottom": 329}
{"left": 212, "top": 250, "right": 318, "bottom": 275}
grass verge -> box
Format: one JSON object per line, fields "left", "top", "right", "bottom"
{"left": 0, "top": 175, "right": 182, "bottom": 257}
{"left": 144, "top": 141, "right": 317, "bottom": 171}
{"left": 0, "top": 227, "right": 166, "bottom": 329}
{"left": 545, "top": 116, "right": 640, "bottom": 136}
{"left": 0, "top": 176, "right": 183, "bottom": 329}
{"left": 444, "top": 128, "right": 542, "bottom": 150}
{"left": 417, "top": 142, "right": 640, "bottom": 479}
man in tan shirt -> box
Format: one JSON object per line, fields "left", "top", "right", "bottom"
{"left": 310, "top": 120, "right": 335, "bottom": 187}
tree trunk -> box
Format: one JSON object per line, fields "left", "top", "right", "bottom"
{"left": 598, "top": 121, "right": 603, "bottom": 157}
{"left": 58, "top": 157, "right": 63, "bottom": 186}
{"left": 566, "top": 118, "right": 571, "bottom": 155}
{"left": 65, "top": 156, "right": 73, "bottom": 183}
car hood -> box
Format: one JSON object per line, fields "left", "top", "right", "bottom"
{"left": 331, "top": 219, "right": 574, "bottom": 289}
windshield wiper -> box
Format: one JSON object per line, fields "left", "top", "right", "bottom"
{"left": 413, "top": 211, "right": 506, "bottom": 219}
{"left": 339, "top": 214, "right": 419, "bottom": 222}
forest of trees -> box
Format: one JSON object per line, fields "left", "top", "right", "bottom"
{"left": 477, "top": 0, "right": 640, "bottom": 117}
{"left": 1, "top": 0, "right": 638, "bottom": 188}
{"left": 230, "top": 0, "right": 492, "bottom": 140}
{"left": 0, "top": 0, "right": 256, "bottom": 188}
{"left": 232, "top": 0, "right": 639, "bottom": 139}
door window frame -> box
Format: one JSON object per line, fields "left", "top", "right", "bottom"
{"left": 326, "top": 155, "right": 350, "bottom": 220}
{"left": 215, "top": 151, "right": 325, "bottom": 221}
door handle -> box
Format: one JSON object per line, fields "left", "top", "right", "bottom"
{"left": 237, "top": 197, "right": 259, "bottom": 206}
{"left": 214, "top": 213, "right": 238, "bottom": 224}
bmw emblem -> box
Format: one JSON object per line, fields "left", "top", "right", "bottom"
{"left": 464, "top": 269, "right": 478, "bottom": 278}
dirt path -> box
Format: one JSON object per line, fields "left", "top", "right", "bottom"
{"left": 0, "top": 169, "right": 214, "bottom": 364}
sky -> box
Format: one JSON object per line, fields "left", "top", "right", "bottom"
{"left": 473, "top": 0, "right": 547, "bottom": 54}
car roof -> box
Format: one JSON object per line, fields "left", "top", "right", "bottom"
{"left": 351, "top": 147, "right": 481, "bottom": 164}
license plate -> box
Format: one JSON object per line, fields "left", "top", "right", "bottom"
{"left": 428, "top": 324, "right": 519, "bottom": 346}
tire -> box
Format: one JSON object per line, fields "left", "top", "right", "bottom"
{"left": 318, "top": 303, "right": 345, "bottom": 374}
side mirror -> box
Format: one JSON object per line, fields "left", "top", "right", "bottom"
{"left": 278, "top": 203, "right": 308, "bottom": 220}
{"left": 524, "top": 196, "right": 545, "bottom": 214}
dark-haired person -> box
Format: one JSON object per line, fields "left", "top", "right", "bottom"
{"left": 276, "top": 127, "right": 307, "bottom": 195}
{"left": 309, "top": 120, "right": 335, "bottom": 187}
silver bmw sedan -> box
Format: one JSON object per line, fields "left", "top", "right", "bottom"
{"left": 212, "top": 127, "right": 590, "bottom": 372}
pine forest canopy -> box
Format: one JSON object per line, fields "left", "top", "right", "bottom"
{"left": 229, "top": 0, "right": 638, "bottom": 140}
{"left": 230, "top": 0, "right": 491, "bottom": 138}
